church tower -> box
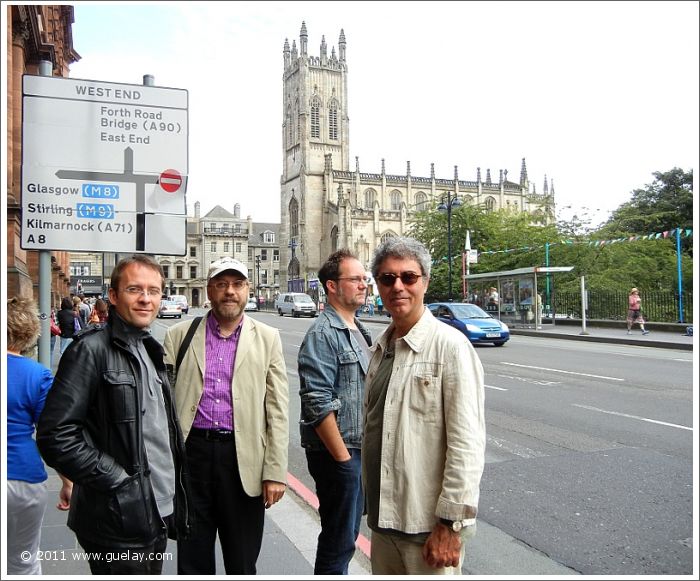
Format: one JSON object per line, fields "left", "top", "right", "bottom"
{"left": 280, "top": 22, "right": 349, "bottom": 292}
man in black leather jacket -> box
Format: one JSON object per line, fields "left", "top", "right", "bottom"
{"left": 37, "top": 255, "right": 192, "bottom": 574}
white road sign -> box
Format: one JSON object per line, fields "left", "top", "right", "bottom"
{"left": 21, "top": 75, "right": 188, "bottom": 254}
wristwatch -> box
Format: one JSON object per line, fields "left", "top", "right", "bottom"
{"left": 439, "top": 517, "right": 476, "bottom": 532}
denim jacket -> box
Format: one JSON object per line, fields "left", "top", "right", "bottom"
{"left": 298, "top": 304, "right": 372, "bottom": 451}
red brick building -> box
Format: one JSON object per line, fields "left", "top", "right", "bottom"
{"left": 6, "top": 5, "right": 79, "bottom": 303}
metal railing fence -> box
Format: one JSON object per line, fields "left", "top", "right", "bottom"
{"left": 547, "top": 290, "right": 692, "bottom": 323}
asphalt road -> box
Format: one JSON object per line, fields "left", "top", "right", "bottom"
{"left": 152, "top": 309, "right": 694, "bottom": 575}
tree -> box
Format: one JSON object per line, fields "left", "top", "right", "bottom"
{"left": 599, "top": 168, "right": 693, "bottom": 242}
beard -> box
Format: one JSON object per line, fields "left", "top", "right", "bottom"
{"left": 211, "top": 299, "right": 245, "bottom": 322}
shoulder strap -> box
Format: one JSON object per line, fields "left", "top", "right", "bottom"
{"left": 175, "top": 316, "right": 203, "bottom": 373}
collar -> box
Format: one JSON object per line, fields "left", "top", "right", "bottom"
{"left": 377, "top": 306, "right": 433, "bottom": 354}
{"left": 207, "top": 311, "right": 244, "bottom": 338}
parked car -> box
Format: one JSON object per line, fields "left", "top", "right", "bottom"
{"left": 427, "top": 302, "right": 510, "bottom": 346}
{"left": 168, "top": 294, "right": 189, "bottom": 314}
{"left": 158, "top": 300, "right": 182, "bottom": 319}
{"left": 245, "top": 297, "right": 258, "bottom": 311}
{"left": 275, "top": 292, "right": 317, "bottom": 318}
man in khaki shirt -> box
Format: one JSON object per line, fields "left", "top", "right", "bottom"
{"left": 362, "top": 237, "right": 485, "bottom": 575}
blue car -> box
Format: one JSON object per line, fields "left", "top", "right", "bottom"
{"left": 427, "top": 302, "right": 510, "bottom": 346}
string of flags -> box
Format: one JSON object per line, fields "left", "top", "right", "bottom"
{"left": 479, "top": 227, "right": 693, "bottom": 256}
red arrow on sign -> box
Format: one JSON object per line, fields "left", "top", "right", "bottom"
{"left": 159, "top": 169, "right": 182, "bottom": 193}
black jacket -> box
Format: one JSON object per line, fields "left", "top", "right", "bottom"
{"left": 37, "top": 308, "right": 192, "bottom": 548}
{"left": 56, "top": 307, "right": 77, "bottom": 338}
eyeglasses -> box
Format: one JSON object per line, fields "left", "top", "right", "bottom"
{"left": 123, "top": 286, "right": 163, "bottom": 298}
{"left": 210, "top": 280, "right": 248, "bottom": 291}
{"left": 335, "top": 276, "right": 370, "bottom": 285}
{"left": 376, "top": 272, "right": 422, "bottom": 287}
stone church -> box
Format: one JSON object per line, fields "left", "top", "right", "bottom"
{"left": 279, "top": 22, "right": 555, "bottom": 293}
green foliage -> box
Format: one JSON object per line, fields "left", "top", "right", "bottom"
{"left": 406, "top": 168, "right": 693, "bottom": 300}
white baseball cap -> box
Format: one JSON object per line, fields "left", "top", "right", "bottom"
{"left": 207, "top": 257, "right": 248, "bottom": 281}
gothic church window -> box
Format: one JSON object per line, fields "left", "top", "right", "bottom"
{"left": 381, "top": 231, "right": 397, "bottom": 244}
{"left": 289, "top": 198, "right": 299, "bottom": 238}
{"left": 295, "top": 99, "right": 300, "bottom": 142}
{"left": 364, "top": 188, "right": 376, "bottom": 209}
{"left": 331, "top": 225, "right": 338, "bottom": 252}
{"left": 390, "top": 190, "right": 402, "bottom": 210}
{"left": 310, "top": 97, "right": 321, "bottom": 139}
{"left": 286, "top": 105, "right": 292, "bottom": 146}
{"left": 415, "top": 192, "right": 427, "bottom": 211}
{"left": 329, "top": 99, "right": 338, "bottom": 140}
{"left": 485, "top": 196, "right": 496, "bottom": 212}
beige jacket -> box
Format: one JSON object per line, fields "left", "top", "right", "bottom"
{"left": 363, "top": 308, "right": 485, "bottom": 533}
{"left": 163, "top": 313, "right": 289, "bottom": 497}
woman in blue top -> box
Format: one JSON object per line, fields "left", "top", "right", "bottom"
{"left": 6, "top": 297, "right": 72, "bottom": 574}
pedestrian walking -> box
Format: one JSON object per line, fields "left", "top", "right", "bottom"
{"left": 7, "top": 297, "right": 72, "bottom": 575}
{"left": 163, "top": 256, "right": 289, "bottom": 575}
{"left": 362, "top": 236, "right": 486, "bottom": 575}
{"left": 37, "top": 255, "right": 193, "bottom": 575}
{"left": 627, "top": 287, "right": 649, "bottom": 335}
{"left": 298, "top": 250, "right": 372, "bottom": 574}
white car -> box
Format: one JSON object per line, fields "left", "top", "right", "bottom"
{"left": 158, "top": 300, "right": 182, "bottom": 319}
{"left": 245, "top": 298, "right": 258, "bottom": 311}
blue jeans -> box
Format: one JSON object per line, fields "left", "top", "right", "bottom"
{"left": 306, "top": 448, "right": 363, "bottom": 574}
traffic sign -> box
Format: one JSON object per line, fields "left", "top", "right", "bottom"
{"left": 21, "top": 75, "right": 189, "bottom": 254}
{"left": 159, "top": 169, "right": 182, "bottom": 193}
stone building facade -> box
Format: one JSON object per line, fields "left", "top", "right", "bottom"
{"left": 155, "top": 202, "right": 280, "bottom": 308}
{"left": 6, "top": 5, "right": 80, "bottom": 304}
{"left": 279, "top": 22, "right": 555, "bottom": 292}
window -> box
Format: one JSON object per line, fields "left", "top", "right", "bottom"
{"left": 364, "top": 189, "right": 376, "bottom": 209}
{"left": 310, "top": 97, "right": 320, "bottom": 139}
{"left": 190, "top": 265, "right": 197, "bottom": 279}
{"left": 176, "top": 266, "right": 183, "bottom": 279}
{"left": 162, "top": 265, "right": 170, "bottom": 279}
{"left": 485, "top": 196, "right": 496, "bottom": 213}
{"left": 236, "top": 242, "right": 242, "bottom": 253}
{"left": 261, "top": 269, "right": 268, "bottom": 285}
{"left": 286, "top": 105, "right": 293, "bottom": 146}
{"left": 224, "top": 242, "right": 230, "bottom": 253}
{"left": 273, "top": 249, "right": 279, "bottom": 262}
{"left": 264, "top": 231, "right": 275, "bottom": 243}
{"left": 211, "top": 242, "right": 217, "bottom": 252}
{"left": 415, "top": 192, "right": 427, "bottom": 212}
{"left": 274, "top": 270, "right": 280, "bottom": 285}
{"left": 70, "top": 263, "right": 90, "bottom": 276}
{"left": 331, "top": 225, "right": 338, "bottom": 252}
{"left": 289, "top": 198, "right": 299, "bottom": 238}
{"left": 260, "top": 249, "right": 268, "bottom": 261}
{"left": 329, "top": 100, "right": 338, "bottom": 140}
{"left": 234, "top": 223, "right": 241, "bottom": 233}
{"left": 390, "top": 190, "right": 402, "bottom": 210}
{"left": 295, "top": 99, "right": 300, "bottom": 142}
{"left": 381, "top": 232, "right": 396, "bottom": 244}
{"left": 189, "top": 246, "right": 196, "bottom": 258}
{"left": 248, "top": 248, "right": 254, "bottom": 261}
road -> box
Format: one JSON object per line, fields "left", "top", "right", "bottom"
{"left": 152, "top": 308, "right": 694, "bottom": 575}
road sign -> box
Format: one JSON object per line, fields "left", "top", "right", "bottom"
{"left": 21, "top": 75, "right": 188, "bottom": 254}
{"left": 159, "top": 169, "right": 182, "bottom": 193}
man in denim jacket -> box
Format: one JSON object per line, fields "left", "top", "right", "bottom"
{"left": 298, "top": 249, "right": 373, "bottom": 574}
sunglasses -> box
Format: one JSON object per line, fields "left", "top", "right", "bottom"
{"left": 376, "top": 272, "right": 422, "bottom": 287}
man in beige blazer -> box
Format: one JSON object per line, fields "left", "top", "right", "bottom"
{"left": 163, "top": 257, "right": 289, "bottom": 575}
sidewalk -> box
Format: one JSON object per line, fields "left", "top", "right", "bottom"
{"left": 39, "top": 468, "right": 370, "bottom": 576}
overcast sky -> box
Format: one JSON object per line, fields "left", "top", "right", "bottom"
{"left": 65, "top": 1, "right": 698, "bottom": 227}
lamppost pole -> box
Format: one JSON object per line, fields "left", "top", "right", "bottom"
{"left": 255, "top": 255, "right": 262, "bottom": 307}
{"left": 438, "top": 191, "right": 461, "bottom": 302}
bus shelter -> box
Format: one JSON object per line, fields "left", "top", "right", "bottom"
{"left": 465, "top": 266, "right": 573, "bottom": 328}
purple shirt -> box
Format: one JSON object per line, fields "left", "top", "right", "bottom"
{"left": 191, "top": 314, "right": 243, "bottom": 431}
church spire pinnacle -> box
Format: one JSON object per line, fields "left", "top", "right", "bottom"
{"left": 300, "top": 21, "right": 308, "bottom": 56}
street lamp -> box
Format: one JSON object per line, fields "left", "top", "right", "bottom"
{"left": 255, "top": 255, "right": 262, "bottom": 307}
{"left": 288, "top": 239, "right": 298, "bottom": 292}
{"left": 437, "top": 191, "right": 462, "bottom": 302}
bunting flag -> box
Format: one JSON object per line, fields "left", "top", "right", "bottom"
{"left": 478, "top": 227, "right": 692, "bottom": 256}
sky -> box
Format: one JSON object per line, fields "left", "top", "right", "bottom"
{"left": 33, "top": 1, "right": 700, "bottom": 226}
